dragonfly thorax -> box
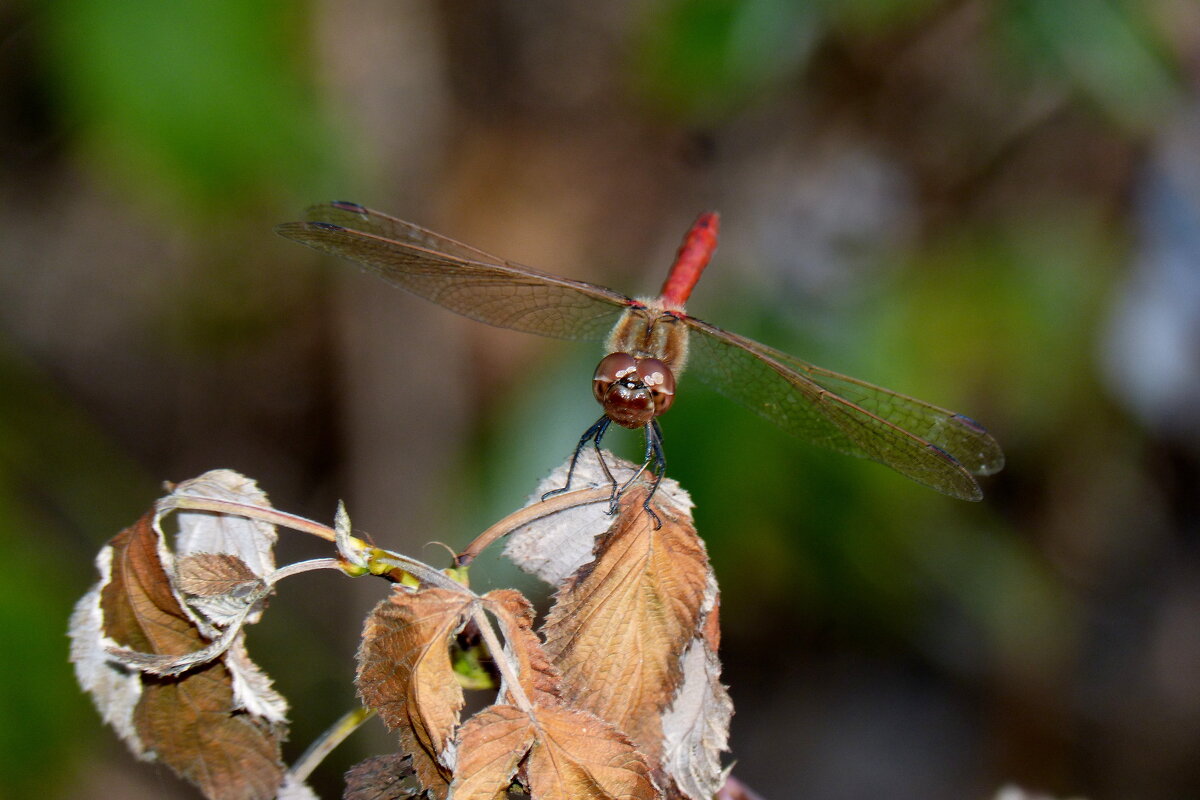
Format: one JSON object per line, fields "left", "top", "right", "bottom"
{"left": 605, "top": 302, "right": 690, "bottom": 375}
{"left": 592, "top": 352, "right": 676, "bottom": 428}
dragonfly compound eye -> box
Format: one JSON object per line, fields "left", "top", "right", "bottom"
{"left": 593, "top": 353, "right": 676, "bottom": 428}
{"left": 637, "top": 357, "right": 676, "bottom": 415}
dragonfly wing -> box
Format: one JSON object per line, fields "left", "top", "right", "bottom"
{"left": 683, "top": 316, "right": 994, "bottom": 500}
{"left": 744, "top": 340, "right": 1004, "bottom": 476}
{"left": 304, "top": 202, "right": 512, "bottom": 264}
{"left": 276, "top": 209, "right": 628, "bottom": 341}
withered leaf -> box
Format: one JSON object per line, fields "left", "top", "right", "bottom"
{"left": 656, "top": 572, "right": 731, "bottom": 799}
{"left": 100, "top": 511, "right": 207, "bottom": 659}
{"left": 356, "top": 585, "right": 475, "bottom": 798}
{"left": 449, "top": 705, "right": 538, "bottom": 800}
{"left": 659, "top": 636, "right": 732, "bottom": 800}
{"left": 343, "top": 753, "right": 419, "bottom": 800}
{"left": 505, "top": 449, "right": 694, "bottom": 586}
{"left": 168, "top": 469, "right": 278, "bottom": 579}
{"left": 451, "top": 704, "right": 656, "bottom": 800}
{"left": 524, "top": 705, "right": 658, "bottom": 800}
{"left": 136, "top": 662, "right": 285, "bottom": 800}
{"left": 177, "top": 552, "right": 263, "bottom": 597}
{"left": 482, "top": 589, "right": 560, "bottom": 708}
{"left": 542, "top": 486, "right": 709, "bottom": 762}
{"left": 69, "top": 546, "right": 146, "bottom": 755}
{"left": 84, "top": 511, "right": 285, "bottom": 800}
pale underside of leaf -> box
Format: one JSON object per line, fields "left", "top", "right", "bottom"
{"left": 505, "top": 449, "right": 694, "bottom": 587}
{"left": 658, "top": 637, "right": 733, "bottom": 800}
{"left": 168, "top": 469, "right": 278, "bottom": 578}
{"left": 225, "top": 638, "right": 290, "bottom": 724}
{"left": 68, "top": 545, "right": 147, "bottom": 756}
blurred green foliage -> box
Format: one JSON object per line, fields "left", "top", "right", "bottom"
{"left": 44, "top": 0, "right": 341, "bottom": 215}
{"left": 0, "top": 345, "right": 157, "bottom": 800}
{"left": 999, "top": 0, "right": 1180, "bottom": 130}
{"left": 633, "top": 0, "right": 818, "bottom": 120}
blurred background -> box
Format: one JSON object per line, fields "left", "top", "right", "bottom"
{"left": 2, "top": 1, "right": 1199, "bottom": 798}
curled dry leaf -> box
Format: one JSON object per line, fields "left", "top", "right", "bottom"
{"left": 504, "top": 449, "right": 693, "bottom": 586}
{"left": 68, "top": 543, "right": 147, "bottom": 755}
{"left": 482, "top": 589, "right": 561, "bottom": 708}
{"left": 160, "top": 472, "right": 288, "bottom": 723}
{"left": 451, "top": 704, "right": 657, "bottom": 800}
{"left": 659, "top": 636, "right": 732, "bottom": 799}
{"left": 356, "top": 585, "right": 476, "bottom": 798}
{"left": 69, "top": 510, "right": 286, "bottom": 800}
{"left": 541, "top": 485, "right": 710, "bottom": 764}
{"left": 167, "top": 469, "right": 279, "bottom": 579}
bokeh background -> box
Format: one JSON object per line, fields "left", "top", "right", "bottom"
{"left": 3, "top": 1, "right": 1199, "bottom": 798}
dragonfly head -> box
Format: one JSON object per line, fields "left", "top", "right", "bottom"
{"left": 592, "top": 352, "right": 676, "bottom": 428}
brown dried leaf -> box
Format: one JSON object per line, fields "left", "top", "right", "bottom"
{"left": 135, "top": 662, "right": 285, "bottom": 800}
{"left": 100, "top": 512, "right": 208, "bottom": 658}
{"left": 343, "top": 753, "right": 419, "bottom": 800}
{"left": 356, "top": 585, "right": 475, "bottom": 798}
{"left": 542, "top": 486, "right": 709, "bottom": 761}
{"left": 176, "top": 552, "right": 262, "bottom": 597}
{"left": 482, "top": 590, "right": 561, "bottom": 707}
{"left": 86, "top": 512, "right": 284, "bottom": 800}
{"left": 449, "top": 705, "right": 537, "bottom": 800}
{"left": 524, "top": 705, "right": 658, "bottom": 800}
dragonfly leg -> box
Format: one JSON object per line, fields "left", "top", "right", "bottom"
{"left": 612, "top": 421, "right": 665, "bottom": 528}
{"left": 541, "top": 416, "right": 615, "bottom": 501}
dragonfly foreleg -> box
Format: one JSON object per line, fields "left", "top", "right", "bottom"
{"left": 542, "top": 416, "right": 615, "bottom": 502}
{"left": 612, "top": 420, "right": 666, "bottom": 528}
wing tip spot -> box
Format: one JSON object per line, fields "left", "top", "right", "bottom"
{"left": 951, "top": 413, "right": 988, "bottom": 434}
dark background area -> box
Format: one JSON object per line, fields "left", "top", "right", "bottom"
{"left": 2, "top": 1, "right": 1199, "bottom": 798}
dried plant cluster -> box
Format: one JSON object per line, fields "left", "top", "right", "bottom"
{"left": 69, "top": 452, "right": 738, "bottom": 800}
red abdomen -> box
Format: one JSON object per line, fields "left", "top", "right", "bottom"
{"left": 658, "top": 212, "right": 719, "bottom": 309}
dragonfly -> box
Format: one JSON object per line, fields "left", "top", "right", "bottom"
{"left": 277, "top": 202, "right": 1003, "bottom": 519}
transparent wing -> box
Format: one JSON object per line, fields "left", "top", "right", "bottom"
{"left": 682, "top": 315, "right": 1003, "bottom": 500}
{"left": 275, "top": 202, "right": 629, "bottom": 341}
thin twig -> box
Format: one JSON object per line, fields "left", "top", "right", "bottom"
{"left": 456, "top": 487, "right": 612, "bottom": 566}
{"left": 289, "top": 707, "right": 377, "bottom": 782}
{"left": 159, "top": 495, "right": 338, "bottom": 541}
{"left": 471, "top": 606, "right": 533, "bottom": 713}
